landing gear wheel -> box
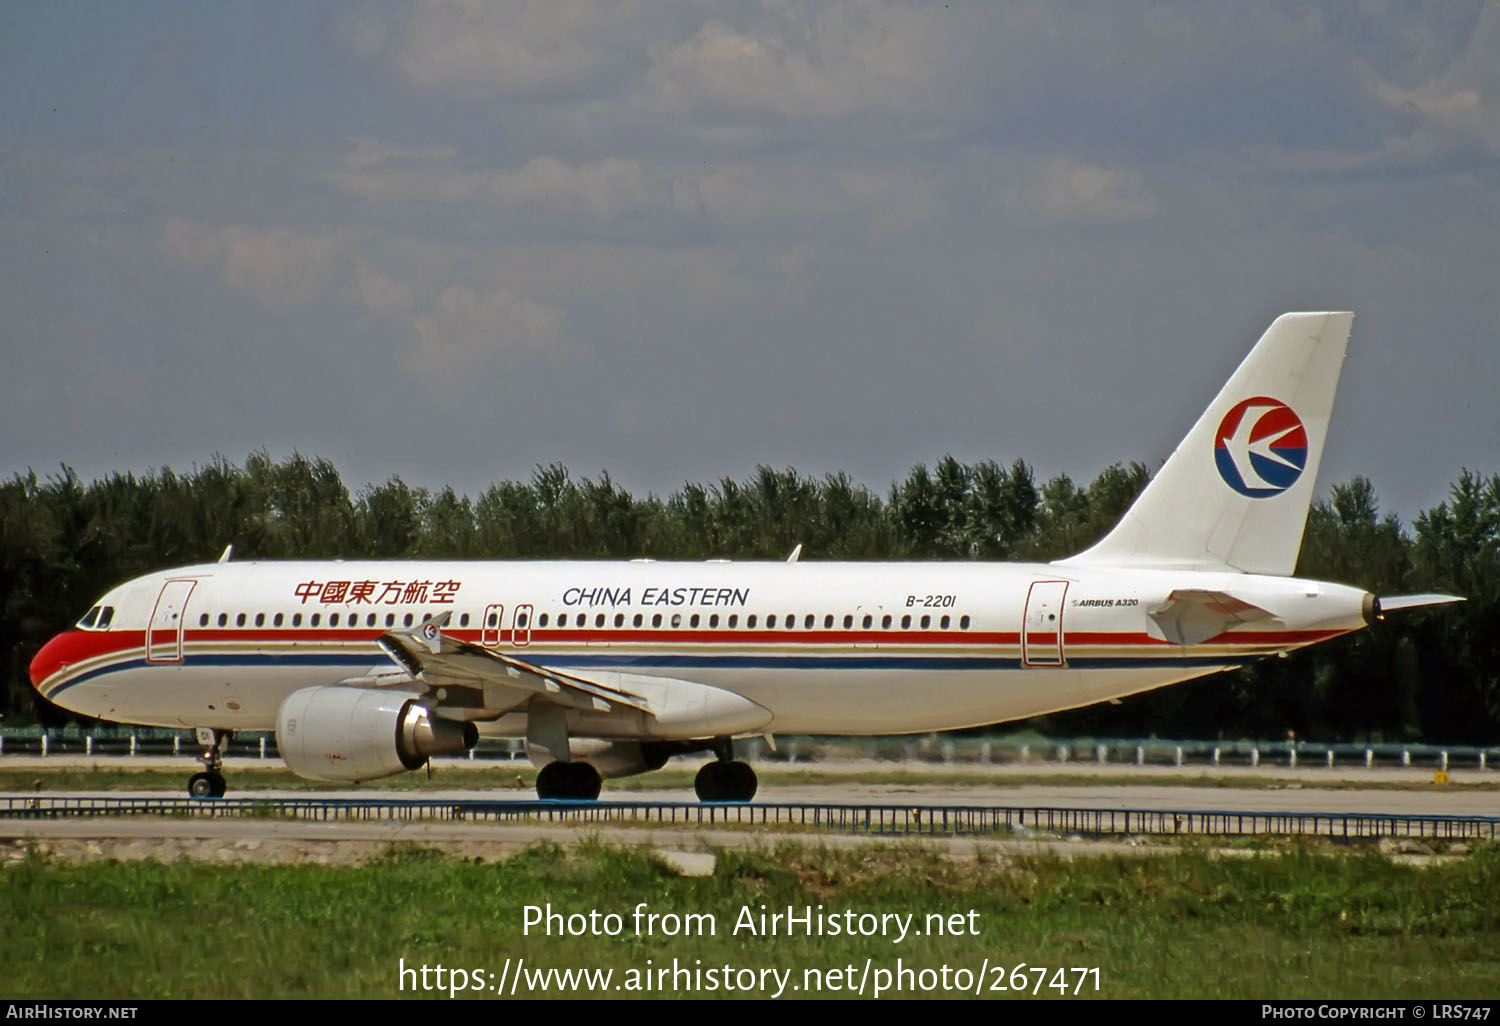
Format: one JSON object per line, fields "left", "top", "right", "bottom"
{"left": 187, "top": 728, "right": 232, "bottom": 799}
{"left": 536, "top": 761, "right": 602, "bottom": 800}
{"left": 695, "top": 760, "right": 757, "bottom": 802}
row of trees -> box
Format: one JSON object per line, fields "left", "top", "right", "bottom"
{"left": 3, "top": 453, "right": 1496, "bottom": 741}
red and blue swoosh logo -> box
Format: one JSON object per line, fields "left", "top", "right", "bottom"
{"left": 1213, "top": 397, "right": 1308, "bottom": 498}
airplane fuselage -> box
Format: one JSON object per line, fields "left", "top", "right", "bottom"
{"left": 31, "top": 558, "right": 1373, "bottom": 737}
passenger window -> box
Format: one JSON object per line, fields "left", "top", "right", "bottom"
{"left": 403, "top": 614, "right": 414, "bottom": 627}
{"left": 311, "top": 614, "right": 321, "bottom": 627}
{"left": 901, "top": 614, "right": 911, "bottom": 629}
{"left": 293, "top": 613, "right": 302, "bottom": 627}
{"left": 728, "top": 614, "right": 738, "bottom": 628}
{"left": 920, "top": 614, "right": 931, "bottom": 629}
{"left": 385, "top": 613, "right": 395, "bottom": 627}
{"left": 487, "top": 611, "right": 498, "bottom": 628}
{"left": 767, "top": 615, "right": 777, "bottom": 629}
{"left": 540, "top": 613, "right": 550, "bottom": 627}
{"left": 274, "top": 613, "right": 284, "bottom": 627}
{"left": 218, "top": 613, "right": 228, "bottom": 627}
{"left": 365, "top": 613, "right": 375, "bottom": 627}
{"left": 652, "top": 613, "right": 663, "bottom": 627}
{"left": 785, "top": 614, "right": 795, "bottom": 629}
{"left": 518, "top": 613, "right": 529, "bottom": 628}
{"left": 940, "top": 615, "right": 950, "bottom": 629}
{"left": 843, "top": 614, "right": 853, "bottom": 629}
{"left": 557, "top": 613, "right": 568, "bottom": 627}
{"left": 255, "top": 613, "right": 265, "bottom": 627}
{"left": 459, "top": 613, "right": 470, "bottom": 627}
{"left": 862, "top": 614, "right": 872, "bottom": 629}
{"left": 329, "top": 613, "right": 339, "bottom": 626}
{"left": 237, "top": 613, "right": 247, "bottom": 627}
{"left": 199, "top": 613, "right": 209, "bottom": 627}
{"left": 690, "top": 614, "right": 700, "bottom": 628}
{"left": 595, "top": 613, "right": 605, "bottom": 628}
{"left": 747, "top": 614, "right": 757, "bottom": 628}
{"left": 823, "top": 614, "right": 833, "bottom": 629}
{"left": 881, "top": 614, "right": 892, "bottom": 629}
{"left": 960, "top": 615, "right": 971, "bottom": 629}
{"left": 709, "top": 614, "right": 719, "bottom": 628}
{"left": 671, "top": 613, "right": 682, "bottom": 628}
{"left": 806, "top": 614, "right": 816, "bottom": 629}
{"left": 350, "top": 616, "right": 360, "bottom": 629}
{"left": 633, "top": 613, "right": 643, "bottom": 627}
{"left": 614, "top": 613, "right": 625, "bottom": 628}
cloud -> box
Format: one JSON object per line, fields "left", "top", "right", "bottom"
{"left": 412, "top": 284, "right": 562, "bottom": 380}
{"left": 354, "top": 258, "right": 415, "bottom": 317}
{"left": 1021, "top": 159, "right": 1154, "bottom": 221}
{"left": 164, "top": 219, "right": 339, "bottom": 307}
{"left": 648, "top": 3, "right": 964, "bottom": 121}
{"left": 341, "top": 0, "right": 645, "bottom": 100}
{"left": 1373, "top": 4, "right": 1500, "bottom": 154}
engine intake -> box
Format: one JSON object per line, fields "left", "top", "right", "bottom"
{"left": 276, "top": 686, "right": 478, "bottom": 782}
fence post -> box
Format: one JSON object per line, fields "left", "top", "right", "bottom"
{"left": 1365, "top": 748, "right": 1373, "bottom": 768}
{"left": 41, "top": 734, "right": 48, "bottom": 757}
{"left": 1096, "top": 745, "right": 1107, "bottom": 765}
{"left": 1135, "top": 745, "right": 1144, "bottom": 766}
{"left": 259, "top": 737, "right": 267, "bottom": 760}
{"left": 1174, "top": 746, "right": 1183, "bottom": 767}
{"left": 1250, "top": 747, "right": 1259, "bottom": 767}
{"left": 1212, "top": 746, "right": 1220, "bottom": 766}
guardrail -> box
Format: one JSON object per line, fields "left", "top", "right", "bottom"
{"left": 2, "top": 795, "right": 1496, "bottom": 842}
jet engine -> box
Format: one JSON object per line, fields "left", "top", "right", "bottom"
{"left": 276, "top": 686, "right": 477, "bottom": 782}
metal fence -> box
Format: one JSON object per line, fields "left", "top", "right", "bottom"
{"left": 3, "top": 794, "right": 1497, "bottom": 842}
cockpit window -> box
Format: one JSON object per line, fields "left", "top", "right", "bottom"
{"left": 97, "top": 606, "right": 115, "bottom": 629}
{"left": 77, "top": 606, "right": 101, "bottom": 629}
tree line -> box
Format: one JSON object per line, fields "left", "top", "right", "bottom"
{"left": 3, "top": 452, "right": 1496, "bottom": 742}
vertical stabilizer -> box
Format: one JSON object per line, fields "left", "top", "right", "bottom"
{"left": 1059, "top": 311, "right": 1353, "bottom": 576}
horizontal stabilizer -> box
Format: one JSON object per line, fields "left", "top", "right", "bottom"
{"left": 1375, "top": 593, "right": 1465, "bottom": 615}
{"left": 1148, "top": 589, "right": 1279, "bottom": 646}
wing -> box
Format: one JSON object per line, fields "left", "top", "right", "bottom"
{"left": 377, "top": 613, "right": 651, "bottom": 717}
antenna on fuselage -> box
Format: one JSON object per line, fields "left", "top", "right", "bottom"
{"left": 786, "top": 544, "right": 803, "bottom": 563}
{"left": 217, "top": 545, "right": 234, "bottom": 563}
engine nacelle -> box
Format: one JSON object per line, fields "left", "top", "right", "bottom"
{"left": 527, "top": 738, "right": 673, "bottom": 779}
{"left": 276, "top": 686, "right": 478, "bottom": 782}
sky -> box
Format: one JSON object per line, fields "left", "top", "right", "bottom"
{"left": 2, "top": 1, "right": 1497, "bottom": 524}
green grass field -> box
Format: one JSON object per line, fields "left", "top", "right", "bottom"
{"left": 3, "top": 841, "right": 1497, "bottom": 999}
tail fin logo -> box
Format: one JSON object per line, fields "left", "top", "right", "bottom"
{"left": 1213, "top": 397, "right": 1308, "bottom": 497}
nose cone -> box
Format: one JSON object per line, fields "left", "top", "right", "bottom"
{"left": 29, "top": 631, "right": 76, "bottom": 692}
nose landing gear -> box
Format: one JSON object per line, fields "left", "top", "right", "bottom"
{"left": 186, "top": 728, "right": 231, "bottom": 798}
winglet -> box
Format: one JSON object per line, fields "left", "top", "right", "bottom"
{"left": 416, "top": 611, "right": 453, "bottom": 654}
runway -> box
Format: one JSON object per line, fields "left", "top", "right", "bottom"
{"left": 3, "top": 758, "right": 1496, "bottom": 867}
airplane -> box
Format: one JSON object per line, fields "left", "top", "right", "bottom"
{"left": 27, "top": 311, "right": 1461, "bottom": 802}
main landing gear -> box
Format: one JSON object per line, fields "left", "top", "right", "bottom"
{"left": 187, "top": 727, "right": 231, "bottom": 799}
{"left": 694, "top": 739, "right": 757, "bottom": 802}
{"left": 535, "top": 760, "right": 603, "bottom": 800}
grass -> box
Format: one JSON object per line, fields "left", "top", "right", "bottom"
{"left": 3, "top": 841, "right": 1498, "bottom": 999}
